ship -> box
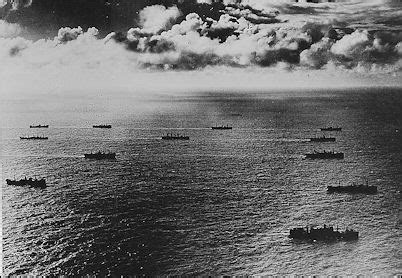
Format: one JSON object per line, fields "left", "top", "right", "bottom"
{"left": 289, "top": 225, "right": 358, "bottom": 241}
{"left": 310, "top": 136, "right": 336, "bottom": 142}
{"left": 6, "top": 177, "right": 46, "bottom": 188}
{"left": 30, "top": 124, "right": 49, "bottom": 128}
{"left": 20, "top": 136, "right": 48, "bottom": 140}
{"left": 320, "top": 127, "right": 342, "bottom": 131}
{"left": 305, "top": 150, "right": 344, "bottom": 159}
{"left": 328, "top": 181, "right": 377, "bottom": 194}
{"left": 211, "top": 125, "right": 233, "bottom": 130}
{"left": 93, "top": 124, "right": 112, "bottom": 129}
{"left": 84, "top": 151, "right": 116, "bottom": 160}
{"left": 161, "top": 134, "right": 190, "bottom": 140}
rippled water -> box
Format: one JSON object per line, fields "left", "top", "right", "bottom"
{"left": 1, "top": 88, "right": 401, "bottom": 275}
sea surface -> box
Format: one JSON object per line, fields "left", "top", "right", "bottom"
{"left": 1, "top": 88, "right": 401, "bottom": 276}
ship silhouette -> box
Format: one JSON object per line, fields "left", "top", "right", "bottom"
{"left": 310, "top": 135, "right": 336, "bottom": 142}
{"left": 84, "top": 151, "right": 116, "bottom": 160}
{"left": 20, "top": 135, "right": 48, "bottom": 140}
{"left": 6, "top": 177, "right": 46, "bottom": 188}
{"left": 30, "top": 124, "right": 49, "bottom": 128}
{"left": 93, "top": 124, "right": 112, "bottom": 129}
{"left": 289, "top": 225, "right": 358, "bottom": 241}
{"left": 328, "top": 181, "right": 377, "bottom": 194}
{"left": 211, "top": 125, "right": 233, "bottom": 130}
{"left": 162, "top": 133, "right": 190, "bottom": 140}
{"left": 305, "top": 150, "right": 344, "bottom": 159}
{"left": 320, "top": 127, "right": 342, "bottom": 131}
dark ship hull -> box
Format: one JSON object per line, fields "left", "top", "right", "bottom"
{"left": 211, "top": 126, "right": 233, "bottom": 130}
{"left": 6, "top": 178, "right": 46, "bottom": 188}
{"left": 289, "top": 226, "right": 358, "bottom": 241}
{"left": 328, "top": 185, "right": 377, "bottom": 194}
{"left": 162, "top": 136, "right": 189, "bottom": 140}
{"left": 310, "top": 137, "right": 336, "bottom": 142}
{"left": 320, "top": 127, "right": 342, "bottom": 131}
{"left": 305, "top": 152, "right": 344, "bottom": 159}
{"left": 93, "top": 125, "right": 112, "bottom": 129}
{"left": 20, "top": 136, "right": 48, "bottom": 140}
{"left": 30, "top": 125, "right": 49, "bottom": 128}
{"left": 84, "top": 153, "right": 116, "bottom": 159}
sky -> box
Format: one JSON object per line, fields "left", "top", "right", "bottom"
{"left": 0, "top": 0, "right": 401, "bottom": 97}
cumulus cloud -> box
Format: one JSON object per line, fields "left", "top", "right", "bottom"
{"left": 396, "top": 42, "right": 402, "bottom": 55}
{"left": 0, "top": 19, "right": 23, "bottom": 38}
{"left": 104, "top": 4, "right": 401, "bottom": 71}
{"left": 56, "top": 26, "right": 87, "bottom": 43}
{"left": 11, "top": 0, "right": 31, "bottom": 9}
{"left": 300, "top": 37, "right": 332, "bottom": 68}
{"left": 331, "top": 30, "right": 370, "bottom": 57}
{"left": 139, "top": 5, "right": 181, "bottom": 34}
{"left": 0, "top": 0, "right": 32, "bottom": 9}
{"left": 2, "top": 1, "right": 401, "bottom": 72}
{"left": 0, "top": 0, "right": 401, "bottom": 97}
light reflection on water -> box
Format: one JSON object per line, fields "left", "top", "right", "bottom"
{"left": 1, "top": 89, "right": 402, "bottom": 275}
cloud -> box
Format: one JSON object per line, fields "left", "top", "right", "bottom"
{"left": 331, "top": 30, "right": 370, "bottom": 57}
{"left": 1, "top": 0, "right": 32, "bottom": 9}
{"left": 0, "top": 36, "right": 29, "bottom": 60}
{"left": 2, "top": 1, "right": 401, "bottom": 72}
{"left": 300, "top": 37, "right": 332, "bottom": 68}
{"left": 225, "top": 0, "right": 295, "bottom": 11}
{"left": 12, "top": 0, "right": 31, "bottom": 9}
{"left": 0, "top": 19, "right": 23, "bottom": 38}
{"left": 0, "top": 0, "right": 401, "bottom": 98}
{"left": 2, "top": 62, "right": 401, "bottom": 100}
{"left": 56, "top": 26, "right": 87, "bottom": 43}
{"left": 139, "top": 5, "right": 181, "bottom": 34}
{"left": 396, "top": 42, "right": 402, "bottom": 55}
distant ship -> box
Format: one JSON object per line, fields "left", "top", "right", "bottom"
{"left": 30, "top": 124, "right": 49, "bottom": 128}
{"left": 162, "top": 134, "right": 190, "bottom": 140}
{"left": 84, "top": 151, "right": 116, "bottom": 160}
{"left": 320, "top": 127, "right": 342, "bottom": 131}
{"left": 6, "top": 177, "right": 46, "bottom": 188}
{"left": 20, "top": 136, "right": 48, "bottom": 140}
{"left": 93, "top": 124, "right": 112, "bottom": 129}
{"left": 289, "top": 225, "right": 358, "bottom": 241}
{"left": 310, "top": 136, "right": 336, "bottom": 142}
{"left": 305, "top": 150, "right": 344, "bottom": 159}
{"left": 211, "top": 125, "right": 233, "bottom": 130}
{"left": 328, "top": 181, "right": 377, "bottom": 194}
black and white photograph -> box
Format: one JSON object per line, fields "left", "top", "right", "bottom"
{"left": 1, "top": 0, "right": 401, "bottom": 276}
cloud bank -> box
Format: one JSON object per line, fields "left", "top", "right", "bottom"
{"left": 0, "top": 0, "right": 32, "bottom": 10}
{"left": 0, "top": 0, "right": 401, "bottom": 96}
{"left": 0, "top": 19, "right": 23, "bottom": 37}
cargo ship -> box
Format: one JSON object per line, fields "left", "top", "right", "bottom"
{"left": 161, "top": 134, "right": 190, "bottom": 140}
{"left": 309, "top": 136, "right": 336, "bottom": 142}
{"left": 93, "top": 124, "right": 112, "bottom": 129}
{"left": 289, "top": 225, "right": 358, "bottom": 241}
{"left": 20, "top": 136, "right": 48, "bottom": 140}
{"left": 305, "top": 150, "right": 344, "bottom": 159}
{"left": 320, "top": 127, "right": 342, "bottom": 131}
{"left": 84, "top": 151, "right": 116, "bottom": 160}
{"left": 30, "top": 124, "right": 49, "bottom": 128}
{"left": 328, "top": 181, "right": 377, "bottom": 194}
{"left": 6, "top": 177, "right": 46, "bottom": 188}
{"left": 211, "top": 125, "right": 233, "bottom": 130}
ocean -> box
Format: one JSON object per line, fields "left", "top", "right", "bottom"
{"left": 1, "top": 88, "right": 401, "bottom": 275}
